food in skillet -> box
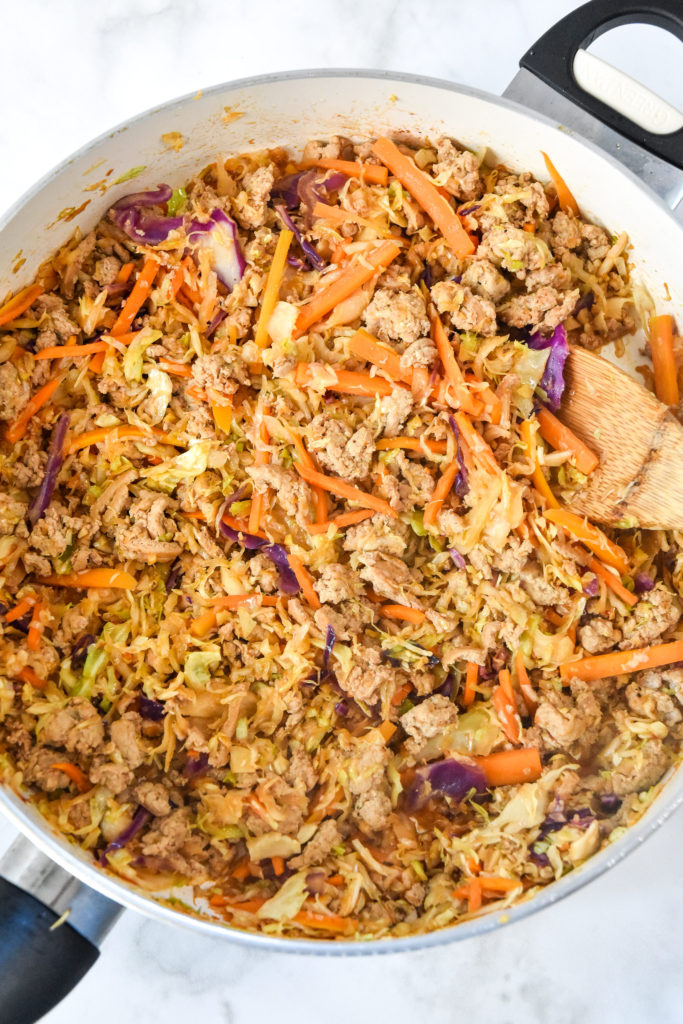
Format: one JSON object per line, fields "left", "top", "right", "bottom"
{"left": 0, "top": 134, "right": 681, "bottom": 940}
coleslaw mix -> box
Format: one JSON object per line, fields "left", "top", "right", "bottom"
{"left": 0, "top": 133, "right": 681, "bottom": 940}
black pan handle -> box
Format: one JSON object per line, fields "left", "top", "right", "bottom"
{"left": 520, "top": 0, "right": 683, "bottom": 169}
{"left": 0, "top": 835, "right": 122, "bottom": 1023}
{"left": 0, "top": 878, "right": 99, "bottom": 1024}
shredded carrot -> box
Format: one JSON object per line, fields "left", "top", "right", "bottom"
{"left": 453, "top": 877, "right": 518, "bottom": 902}
{"left": 304, "top": 158, "right": 389, "bottom": 185}
{"left": 51, "top": 762, "right": 91, "bottom": 793}
{"left": 477, "top": 748, "right": 542, "bottom": 786}
{"left": 0, "top": 283, "right": 44, "bottom": 328}
{"left": 377, "top": 721, "right": 397, "bottom": 743}
{"left": 454, "top": 412, "right": 499, "bottom": 475}
{"left": 6, "top": 375, "right": 63, "bottom": 444}
{"left": 27, "top": 601, "right": 45, "bottom": 652}
{"left": 287, "top": 431, "right": 328, "bottom": 523}
{"left": 292, "top": 910, "right": 357, "bottom": 934}
{"left": 560, "top": 638, "right": 683, "bottom": 683}
{"left": 423, "top": 460, "right": 459, "bottom": 529}
{"left": 544, "top": 509, "right": 629, "bottom": 574}
{"left": 380, "top": 604, "right": 426, "bottom": 624}
{"left": 89, "top": 329, "right": 142, "bottom": 373}
{"left": 463, "top": 662, "right": 478, "bottom": 707}
{"left": 535, "top": 407, "right": 599, "bottom": 475}
{"left": 248, "top": 404, "right": 271, "bottom": 534}
{"left": 515, "top": 649, "right": 538, "bottom": 717}
{"left": 293, "top": 240, "right": 402, "bottom": 338}
{"left": 541, "top": 152, "right": 580, "bottom": 215}
{"left": 467, "top": 877, "right": 482, "bottom": 912}
{"left": 294, "top": 463, "right": 396, "bottom": 517}
{"left": 349, "top": 328, "right": 408, "bottom": 383}
{"left": 492, "top": 670, "right": 521, "bottom": 745}
{"left": 288, "top": 554, "right": 321, "bottom": 609}
{"left": 36, "top": 568, "right": 136, "bottom": 589}
{"left": 412, "top": 365, "right": 430, "bottom": 401}
{"left": 4, "top": 596, "right": 36, "bottom": 623}
{"left": 254, "top": 228, "right": 294, "bottom": 348}
{"left": 271, "top": 856, "right": 285, "bottom": 877}
{"left": 208, "top": 389, "right": 233, "bottom": 433}
{"left": 229, "top": 898, "right": 266, "bottom": 914}
{"left": 221, "top": 514, "right": 267, "bottom": 539}
{"left": 115, "top": 261, "right": 135, "bottom": 284}
{"left": 190, "top": 595, "right": 279, "bottom": 638}
{"left": 295, "top": 362, "right": 399, "bottom": 398}
{"left": 34, "top": 341, "right": 109, "bottom": 360}
{"left": 372, "top": 138, "right": 475, "bottom": 258}
{"left": 159, "top": 359, "right": 192, "bottom": 378}
{"left": 376, "top": 436, "right": 448, "bottom": 455}
{"left": 519, "top": 418, "right": 560, "bottom": 509}
{"left": 16, "top": 666, "right": 47, "bottom": 691}
{"left": 110, "top": 256, "right": 159, "bottom": 335}
{"left": 650, "top": 314, "right": 679, "bottom": 406}
{"left": 327, "top": 874, "right": 345, "bottom": 886}
{"left": 66, "top": 424, "right": 171, "bottom": 454}
{"left": 431, "top": 312, "right": 482, "bottom": 415}
{"left": 305, "top": 509, "right": 373, "bottom": 535}
{"left": 391, "top": 681, "right": 413, "bottom": 706}
{"left": 588, "top": 557, "right": 637, "bottom": 607}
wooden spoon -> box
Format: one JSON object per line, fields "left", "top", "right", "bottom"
{"left": 557, "top": 346, "right": 683, "bottom": 530}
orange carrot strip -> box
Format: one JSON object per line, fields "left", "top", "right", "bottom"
{"left": 423, "top": 460, "right": 459, "bottom": 529}
{"left": 209, "top": 594, "right": 280, "bottom": 610}
{"left": 34, "top": 341, "right": 109, "bottom": 360}
{"left": 544, "top": 509, "right": 629, "bottom": 574}
{"left": 304, "top": 158, "right": 389, "bottom": 186}
{"left": 376, "top": 436, "right": 448, "bottom": 454}
{"left": 110, "top": 256, "right": 159, "bottom": 335}
{"left": 541, "top": 152, "right": 580, "bottom": 215}
{"left": 454, "top": 412, "right": 500, "bottom": 475}
{"left": 478, "top": 876, "right": 522, "bottom": 894}
{"left": 89, "top": 329, "right": 143, "bottom": 373}
{"left": 294, "top": 463, "right": 396, "bottom": 517}
{"left": 391, "top": 681, "right": 413, "bottom": 706}
{"left": 27, "top": 601, "right": 45, "bottom": 652}
{"left": 288, "top": 554, "right": 321, "bottom": 609}
{"left": 349, "top": 328, "right": 408, "bottom": 382}
{"left": 16, "top": 666, "right": 47, "bottom": 691}
{"left": 5, "top": 375, "right": 63, "bottom": 444}
{"left": 221, "top": 514, "right": 267, "bottom": 539}
{"left": 519, "top": 418, "right": 560, "bottom": 509}
{"left": 289, "top": 434, "right": 328, "bottom": 523}
{"left": 67, "top": 424, "right": 172, "bottom": 454}
{"left": 0, "top": 284, "right": 43, "bottom": 328}
{"left": 292, "top": 910, "right": 357, "bottom": 934}
{"left": 4, "top": 596, "right": 36, "bottom": 623}
{"left": 254, "top": 229, "right": 294, "bottom": 349}
{"left": 207, "top": 389, "right": 233, "bottom": 433}
{"left": 463, "top": 662, "right": 478, "bottom": 707}
{"left": 115, "top": 261, "right": 135, "bottom": 284}
{"left": 159, "top": 359, "right": 192, "bottom": 378}
{"left": 588, "top": 557, "right": 637, "bottom": 607}
{"left": 477, "top": 748, "right": 542, "bottom": 786}
{"left": 467, "top": 877, "right": 482, "bottom": 913}
{"left": 650, "top": 314, "right": 679, "bottom": 406}
{"left": 535, "top": 408, "right": 599, "bottom": 475}
{"left": 293, "top": 241, "right": 402, "bottom": 338}
{"left": 560, "top": 639, "right": 683, "bottom": 683}
{"left": 431, "top": 313, "right": 482, "bottom": 415}
{"left": 295, "top": 363, "right": 398, "bottom": 398}
{"left": 380, "top": 604, "right": 426, "bottom": 624}
{"left": 51, "top": 762, "right": 91, "bottom": 793}
{"left": 305, "top": 509, "right": 373, "bottom": 535}
{"left": 515, "top": 649, "right": 538, "bottom": 717}
{"left": 377, "top": 721, "right": 397, "bottom": 743}
{"left": 36, "top": 568, "right": 136, "bottom": 589}
{"left": 372, "top": 137, "right": 475, "bottom": 258}
{"left": 492, "top": 673, "right": 522, "bottom": 746}
{"left": 272, "top": 856, "right": 285, "bottom": 877}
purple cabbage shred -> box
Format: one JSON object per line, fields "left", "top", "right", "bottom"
{"left": 139, "top": 695, "right": 166, "bottom": 721}
{"left": 100, "top": 807, "right": 151, "bottom": 864}
{"left": 110, "top": 185, "right": 182, "bottom": 244}
{"left": 405, "top": 757, "right": 487, "bottom": 812}
{"left": 28, "top": 412, "right": 70, "bottom": 525}
{"left": 526, "top": 323, "right": 569, "bottom": 411}
{"left": 71, "top": 633, "right": 97, "bottom": 670}
{"left": 275, "top": 204, "right": 325, "bottom": 271}
{"left": 634, "top": 572, "right": 655, "bottom": 594}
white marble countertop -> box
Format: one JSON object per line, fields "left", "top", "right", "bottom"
{"left": 1, "top": 2, "right": 683, "bottom": 1022}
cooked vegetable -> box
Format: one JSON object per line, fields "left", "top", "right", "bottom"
{"left": 535, "top": 408, "right": 599, "bottom": 475}
{"left": 526, "top": 324, "right": 569, "bottom": 411}
{"left": 544, "top": 509, "right": 629, "bottom": 574}
{"left": 188, "top": 209, "right": 245, "bottom": 290}
{"left": 27, "top": 412, "right": 69, "bottom": 525}
{"left": 541, "top": 152, "right": 580, "bottom": 215}
{"left": 650, "top": 314, "right": 679, "bottom": 406}
{"left": 560, "top": 640, "right": 683, "bottom": 683}
{"left": 372, "top": 137, "right": 476, "bottom": 257}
